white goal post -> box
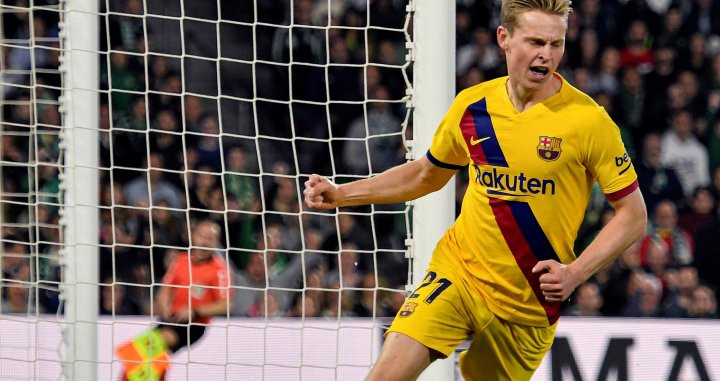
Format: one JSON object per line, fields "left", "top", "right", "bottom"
{"left": 61, "top": 0, "right": 99, "bottom": 380}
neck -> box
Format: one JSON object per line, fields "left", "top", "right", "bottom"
{"left": 506, "top": 74, "right": 562, "bottom": 112}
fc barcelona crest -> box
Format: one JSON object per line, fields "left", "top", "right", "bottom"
{"left": 537, "top": 136, "right": 562, "bottom": 161}
{"left": 399, "top": 302, "right": 417, "bottom": 318}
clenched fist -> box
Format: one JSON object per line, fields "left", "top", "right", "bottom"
{"left": 304, "top": 174, "right": 343, "bottom": 210}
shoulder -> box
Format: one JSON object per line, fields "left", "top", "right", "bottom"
{"left": 454, "top": 76, "right": 507, "bottom": 108}
{"left": 660, "top": 131, "right": 679, "bottom": 147}
{"left": 561, "top": 83, "right": 618, "bottom": 133}
{"left": 171, "top": 252, "right": 190, "bottom": 265}
{"left": 563, "top": 84, "right": 607, "bottom": 119}
{"left": 164, "top": 252, "right": 189, "bottom": 278}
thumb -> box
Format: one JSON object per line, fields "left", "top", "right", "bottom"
{"left": 532, "top": 260, "right": 555, "bottom": 273}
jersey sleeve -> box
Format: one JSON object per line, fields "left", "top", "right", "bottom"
{"left": 427, "top": 96, "right": 469, "bottom": 169}
{"left": 584, "top": 108, "right": 639, "bottom": 201}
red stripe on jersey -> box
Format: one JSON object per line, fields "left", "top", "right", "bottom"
{"left": 489, "top": 198, "right": 561, "bottom": 325}
{"left": 605, "top": 180, "right": 639, "bottom": 202}
{"left": 460, "top": 108, "right": 489, "bottom": 165}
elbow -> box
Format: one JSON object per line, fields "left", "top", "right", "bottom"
{"left": 633, "top": 204, "right": 648, "bottom": 240}
{"left": 636, "top": 218, "right": 648, "bottom": 240}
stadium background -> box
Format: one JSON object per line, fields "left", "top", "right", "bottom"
{"left": 0, "top": 0, "right": 719, "bottom": 374}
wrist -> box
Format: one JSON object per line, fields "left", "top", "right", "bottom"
{"left": 336, "top": 184, "right": 349, "bottom": 207}
{"left": 192, "top": 307, "right": 202, "bottom": 319}
{"left": 566, "top": 262, "right": 588, "bottom": 287}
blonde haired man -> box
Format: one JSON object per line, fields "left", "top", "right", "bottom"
{"left": 304, "top": 0, "right": 647, "bottom": 379}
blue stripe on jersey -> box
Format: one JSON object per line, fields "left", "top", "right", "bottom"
{"left": 426, "top": 150, "right": 466, "bottom": 170}
{"left": 487, "top": 189, "right": 528, "bottom": 197}
{"left": 468, "top": 98, "right": 508, "bottom": 167}
{"left": 507, "top": 200, "right": 560, "bottom": 262}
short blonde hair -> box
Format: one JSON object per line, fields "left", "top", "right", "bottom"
{"left": 501, "top": 0, "right": 572, "bottom": 33}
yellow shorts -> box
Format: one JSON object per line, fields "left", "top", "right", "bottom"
{"left": 386, "top": 265, "right": 556, "bottom": 381}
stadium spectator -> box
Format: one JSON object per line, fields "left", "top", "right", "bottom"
{"left": 656, "top": 7, "right": 689, "bottom": 49}
{"left": 635, "top": 133, "right": 685, "bottom": 212}
{"left": 678, "top": 33, "right": 712, "bottom": 78}
{"left": 639, "top": 200, "right": 694, "bottom": 267}
{"left": 623, "top": 272, "right": 663, "bottom": 317}
{"left": 107, "top": 0, "right": 145, "bottom": 52}
{"left": 619, "top": 20, "right": 655, "bottom": 73}
{"left": 660, "top": 267, "right": 689, "bottom": 317}
{"left": 674, "top": 70, "right": 705, "bottom": 119}
{"left": 456, "top": 27, "right": 501, "bottom": 78}
{"left": 660, "top": 110, "right": 710, "bottom": 196}
{"left": 0, "top": 236, "right": 34, "bottom": 314}
{"left": 643, "top": 237, "right": 672, "bottom": 282}
{"left": 678, "top": 266, "right": 701, "bottom": 299}
{"left": 150, "top": 109, "right": 184, "bottom": 171}
{"left": 192, "top": 115, "right": 223, "bottom": 172}
{"left": 614, "top": 67, "right": 647, "bottom": 143}
{"left": 343, "top": 85, "right": 403, "bottom": 175}
{"left": 232, "top": 246, "right": 321, "bottom": 316}
{"left": 225, "top": 146, "right": 260, "bottom": 212}
{"left": 115, "top": 96, "right": 147, "bottom": 132}
{"left": 711, "top": 54, "right": 720, "bottom": 91}
{"left": 184, "top": 95, "right": 205, "bottom": 133}
{"left": 99, "top": 277, "right": 142, "bottom": 315}
{"left": 565, "top": 282, "right": 604, "bottom": 317}
{"left": 643, "top": 45, "right": 679, "bottom": 129}
{"left": 687, "top": 285, "right": 718, "bottom": 318}
{"left": 685, "top": 0, "right": 720, "bottom": 36}
{"left": 148, "top": 200, "right": 187, "bottom": 249}
{"left": 319, "top": 213, "right": 372, "bottom": 254}
{"left": 124, "top": 153, "right": 184, "bottom": 209}
{"left": 594, "top": 47, "right": 622, "bottom": 96}
{"left": 660, "top": 265, "right": 703, "bottom": 318}
{"left": 677, "top": 186, "right": 716, "bottom": 236}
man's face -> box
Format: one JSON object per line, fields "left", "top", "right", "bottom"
{"left": 190, "top": 223, "right": 219, "bottom": 263}
{"left": 498, "top": 10, "right": 566, "bottom": 92}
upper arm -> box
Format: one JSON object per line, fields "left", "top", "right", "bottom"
{"left": 608, "top": 187, "right": 647, "bottom": 223}
{"left": 162, "top": 259, "right": 179, "bottom": 285}
{"left": 417, "top": 155, "right": 459, "bottom": 192}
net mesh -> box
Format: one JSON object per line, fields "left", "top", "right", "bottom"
{"left": 2, "top": 0, "right": 414, "bottom": 379}
{"left": 0, "top": 0, "right": 65, "bottom": 379}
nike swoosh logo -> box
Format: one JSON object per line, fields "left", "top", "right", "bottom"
{"left": 470, "top": 136, "right": 491, "bottom": 145}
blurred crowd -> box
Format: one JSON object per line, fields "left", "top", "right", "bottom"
{"left": 1, "top": 0, "right": 719, "bottom": 320}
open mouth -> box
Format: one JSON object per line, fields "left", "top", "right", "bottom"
{"left": 529, "top": 66, "right": 550, "bottom": 77}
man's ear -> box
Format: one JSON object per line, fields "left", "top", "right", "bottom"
{"left": 497, "top": 26, "right": 509, "bottom": 50}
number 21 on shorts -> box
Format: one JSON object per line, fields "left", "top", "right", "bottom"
{"left": 409, "top": 271, "right": 453, "bottom": 304}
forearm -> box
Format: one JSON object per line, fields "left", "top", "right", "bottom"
{"left": 338, "top": 157, "right": 450, "bottom": 207}
{"left": 570, "top": 190, "right": 647, "bottom": 282}
{"left": 195, "top": 298, "right": 230, "bottom": 318}
{"left": 155, "top": 287, "right": 171, "bottom": 316}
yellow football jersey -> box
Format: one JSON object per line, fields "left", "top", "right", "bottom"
{"left": 427, "top": 75, "right": 638, "bottom": 327}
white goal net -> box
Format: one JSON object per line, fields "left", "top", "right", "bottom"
{"left": 0, "top": 0, "right": 421, "bottom": 379}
